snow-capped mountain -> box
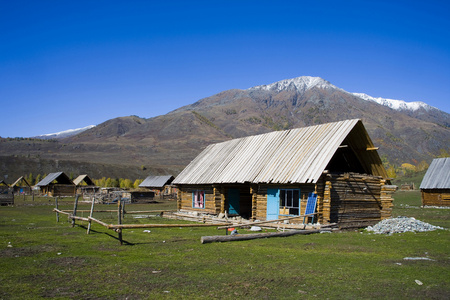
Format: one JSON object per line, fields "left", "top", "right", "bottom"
{"left": 352, "top": 92, "right": 436, "bottom": 112}
{"left": 248, "top": 76, "right": 437, "bottom": 113}
{"left": 34, "top": 125, "right": 96, "bottom": 139}
{"left": 249, "top": 76, "right": 341, "bottom": 93}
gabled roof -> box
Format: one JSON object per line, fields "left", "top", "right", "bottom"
{"left": 11, "top": 176, "right": 31, "bottom": 187}
{"left": 139, "top": 175, "right": 174, "bottom": 188}
{"left": 420, "top": 157, "right": 450, "bottom": 189}
{"left": 174, "top": 119, "right": 387, "bottom": 185}
{"left": 73, "top": 174, "right": 95, "bottom": 186}
{"left": 0, "top": 180, "right": 9, "bottom": 187}
{"left": 36, "top": 172, "right": 74, "bottom": 186}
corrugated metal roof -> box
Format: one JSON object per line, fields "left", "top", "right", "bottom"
{"left": 420, "top": 157, "right": 450, "bottom": 189}
{"left": 174, "top": 119, "right": 384, "bottom": 185}
{"left": 73, "top": 175, "right": 95, "bottom": 186}
{"left": 139, "top": 175, "right": 174, "bottom": 188}
{"left": 11, "top": 176, "right": 30, "bottom": 187}
{"left": 36, "top": 172, "right": 73, "bottom": 186}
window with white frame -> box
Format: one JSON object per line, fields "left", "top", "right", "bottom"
{"left": 279, "top": 189, "right": 300, "bottom": 215}
{"left": 192, "top": 190, "right": 205, "bottom": 209}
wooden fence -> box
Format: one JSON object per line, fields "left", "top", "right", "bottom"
{"left": 53, "top": 195, "right": 226, "bottom": 245}
{"left": 53, "top": 196, "right": 337, "bottom": 244}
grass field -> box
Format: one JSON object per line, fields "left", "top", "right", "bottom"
{"left": 1, "top": 192, "right": 449, "bottom": 299}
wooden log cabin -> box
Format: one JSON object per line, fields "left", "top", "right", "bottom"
{"left": 35, "top": 172, "right": 76, "bottom": 197}
{"left": 173, "top": 119, "right": 397, "bottom": 229}
{"left": 0, "top": 180, "right": 14, "bottom": 206}
{"left": 139, "top": 175, "right": 176, "bottom": 198}
{"left": 420, "top": 157, "right": 450, "bottom": 206}
{"left": 11, "top": 176, "right": 32, "bottom": 195}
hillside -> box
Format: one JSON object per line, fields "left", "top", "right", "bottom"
{"left": 1, "top": 76, "right": 449, "bottom": 181}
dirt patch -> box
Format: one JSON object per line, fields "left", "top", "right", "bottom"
{"left": 46, "top": 256, "right": 88, "bottom": 268}
{"left": 0, "top": 246, "right": 42, "bottom": 258}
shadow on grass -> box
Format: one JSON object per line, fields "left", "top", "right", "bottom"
{"left": 73, "top": 224, "right": 163, "bottom": 246}
{"left": 76, "top": 224, "right": 135, "bottom": 245}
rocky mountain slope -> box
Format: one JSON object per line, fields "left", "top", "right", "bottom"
{"left": 1, "top": 76, "right": 449, "bottom": 180}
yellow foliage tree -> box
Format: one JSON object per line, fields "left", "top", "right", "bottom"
{"left": 416, "top": 160, "right": 429, "bottom": 172}
{"left": 401, "top": 163, "right": 416, "bottom": 172}
{"left": 133, "top": 179, "right": 143, "bottom": 189}
{"left": 386, "top": 165, "right": 397, "bottom": 179}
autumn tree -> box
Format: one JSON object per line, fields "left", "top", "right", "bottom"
{"left": 133, "top": 179, "right": 143, "bottom": 188}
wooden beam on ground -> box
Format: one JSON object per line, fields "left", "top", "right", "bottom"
{"left": 107, "top": 223, "right": 226, "bottom": 230}
{"left": 216, "top": 213, "right": 317, "bottom": 230}
{"left": 201, "top": 229, "right": 322, "bottom": 244}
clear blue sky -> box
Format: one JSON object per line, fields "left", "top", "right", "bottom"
{"left": 1, "top": 0, "right": 449, "bottom": 137}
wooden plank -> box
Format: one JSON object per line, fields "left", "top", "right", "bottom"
{"left": 201, "top": 229, "right": 321, "bottom": 244}
{"left": 108, "top": 223, "right": 225, "bottom": 229}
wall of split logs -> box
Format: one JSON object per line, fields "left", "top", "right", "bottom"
{"left": 421, "top": 189, "right": 450, "bottom": 206}
{"left": 177, "top": 185, "right": 219, "bottom": 214}
{"left": 176, "top": 172, "right": 395, "bottom": 228}
{"left": 43, "top": 184, "right": 76, "bottom": 197}
{"left": 325, "top": 173, "right": 395, "bottom": 229}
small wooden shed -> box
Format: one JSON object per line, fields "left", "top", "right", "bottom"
{"left": 420, "top": 157, "right": 450, "bottom": 206}
{"left": 73, "top": 174, "right": 98, "bottom": 196}
{"left": 174, "top": 119, "right": 396, "bottom": 229}
{"left": 11, "top": 176, "right": 32, "bottom": 195}
{"left": 36, "top": 172, "right": 76, "bottom": 197}
{"left": 139, "top": 175, "right": 176, "bottom": 198}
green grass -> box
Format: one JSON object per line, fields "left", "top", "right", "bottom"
{"left": 1, "top": 195, "right": 449, "bottom": 299}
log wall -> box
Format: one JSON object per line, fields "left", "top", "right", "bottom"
{"left": 178, "top": 185, "right": 219, "bottom": 214}
{"left": 48, "top": 185, "right": 76, "bottom": 197}
{"left": 421, "top": 189, "right": 450, "bottom": 206}
{"left": 176, "top": 173, "right": 396, "bottom": 229}
{"left": 326, "top": 173, "right": 394, "bottom": 229}
{"left": 253, "top": 184, "right": 315, "bottom": 221}
{"left": 0, "top": 188, "right": 14, "bottom": 206}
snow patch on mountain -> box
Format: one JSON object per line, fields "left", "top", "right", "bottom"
{"left": 353, "top": 93, "right": 435, "bottom": 112}
{"left": 34, "top": 125, "right": 96, "bottom": 139}
{"left": 249, "top": 76, "right": 342, "bottom": 92}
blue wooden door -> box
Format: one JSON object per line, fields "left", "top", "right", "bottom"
{"left": 228, "top": 188, "right": 240, "bottom": 215}
{"left": 266, "top": 188, "right": 279, "bottom": 220}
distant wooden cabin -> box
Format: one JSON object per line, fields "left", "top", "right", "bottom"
{"left": 420, "top": 157, "right": 450, "bottom": 206}
{"left": 0, "top": 180, "right": 14, "bottom": 206}
{"left": 139, "top": 175, "right": 176, "bottom": 198}
{"left": 400, "top": 183, "right": 415, "bottom": 191}
{"left": 11, "top": 176, "right": 32, "bottom": 195}
{"left": 36, "top": 172, "right": 76, "bottom": 197}
{"left": 73, "top": 174, "right": 98, "bottom": 196}
{"left": 174, "top": 119, "right": 397, "bottom": 229}
{"left": 122, "top": 190, "right": 155, "bottom": 203}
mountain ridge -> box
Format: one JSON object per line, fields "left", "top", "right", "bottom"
{"left": 1, "top": 76, "right": 448, "bottom": 181}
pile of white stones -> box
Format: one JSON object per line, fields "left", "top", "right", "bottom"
{"left": 366, "top": 216, "right": 445, "bottom": 234}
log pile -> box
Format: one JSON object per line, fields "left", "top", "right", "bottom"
{"left": 327, "top": 173, "right": 392, "bottom": 229}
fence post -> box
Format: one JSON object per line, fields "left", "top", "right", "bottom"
{"left": 72, "top": 194, "right": 79, "bottom": 227}
{"left": 87, "top": 196, "right": 95, "bottom": 234}
{"left": 55, "top": 197, "right": 59, "bottom": 222}
{"left": 117, "top": 198, "right": 123, "bottom": 245}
